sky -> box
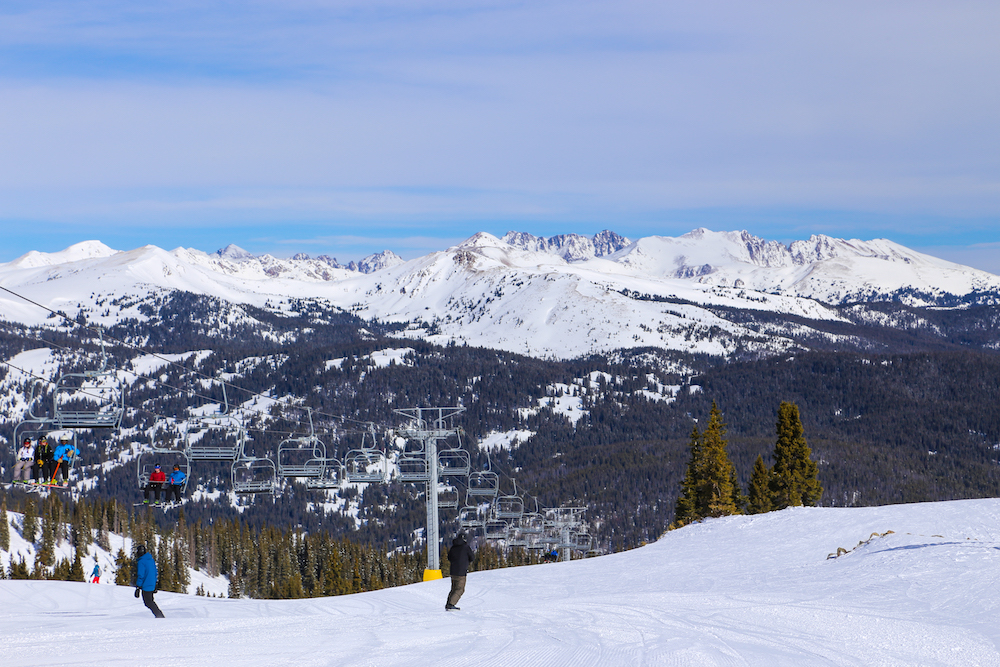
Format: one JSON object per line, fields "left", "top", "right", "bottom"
{"left": 1, "top": 1, "right": 999, "bottom": 272}
{"left": 4, "top": 498, "right": 1000, "bottom": 665}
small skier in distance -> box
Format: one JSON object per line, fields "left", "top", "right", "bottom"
{"left": 445, "top": 530, "right": 477, "bottom": 611}
{"left": 91, "top": 562, "right": 101, "bottom": 584}
{"left": 134, "top": 544, "right": 164, "bottom": 618}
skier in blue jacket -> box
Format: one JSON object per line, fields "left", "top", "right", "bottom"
{"left": 51, "top": 437, "right": 77, "bottom": 483}
{"left": 168, "top": 464, "right": 186, "bottom": 504}
{"left": 134, "top": 544, "right": 164, "bottom": 618}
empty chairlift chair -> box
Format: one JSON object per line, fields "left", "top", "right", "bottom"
{"left": 438, "top": 486, "right": 459, "bottom": 510}
{"left": 185, "top": 415, "right": 245, "bottom": 461}
{"left": 437, "top": 448, "right": 471, "bottom": 477}
{"left": 396, "top": 454, "right": 430, "bottom": 482}
{"left": 305, "top": 459, "right": 346, "bottom": 490}
{"left": 458, "top": 505, "right": 485, "bottom": 530}
{"left": 344, "top": 449, "right": 387, "bottom": 483}
{"left": 232, "top": 457, "right": 277, "bottom": 494}
{"left": 466, "top": 471, "right": 500, "bottom": 498}
{"left": 277, "top": 436, "right": 326, "bottom": 478}
{"left": 51, "top": 331, "right": 125, "bottom": 430}
{"left": 483, "top": 518, "right": 510, "bottom": 541}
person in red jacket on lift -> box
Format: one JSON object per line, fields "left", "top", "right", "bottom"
{"left": 144, "top": 465, "right": 167, "bottom": 505}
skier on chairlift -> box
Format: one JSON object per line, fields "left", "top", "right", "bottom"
{"left": 51, "top": 436, "right": 76, "bottom": 484}
{"left": 168, "top": 464, "right": 186, "bottom": 504}
{"left": 13, "top": 437, "right": 34, "bottom": 482}
{"left": 144, "top": 465, "right": 167, "bottom": 505}
{"left": 35, "top": 436, "right": 54, "bottom": 483}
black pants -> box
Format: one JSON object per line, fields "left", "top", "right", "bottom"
{"left": 169, "top": 484, "right": 182, "bottom": 503}
{"left": 144, "top": 483, "right": 163, "bottom": 502}
{"left": 141, "top": 590, "right": 164, "bottom": 618}
{"left": 37, "top": 461, "right": 54, "bottom": 482}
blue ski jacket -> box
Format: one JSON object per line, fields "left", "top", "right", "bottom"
{"left": 53, "top": 443, "right": 76, "bottom": 462}
{"left": 169, "top": 470, "right": 186, "bottom": 485}
{"left": 135, "top": 552, "right": 158, "bottom": 592}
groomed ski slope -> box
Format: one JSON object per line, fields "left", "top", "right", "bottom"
{"left": 3, "top": 499, "right": 1000, "bottom": 666}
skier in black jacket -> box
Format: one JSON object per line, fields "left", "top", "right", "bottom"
{"left": 445, "top": 530, "right": 476, "bottom": 611}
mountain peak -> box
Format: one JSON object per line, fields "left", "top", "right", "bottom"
{"left": 501, "top": 230, "right": 631, "bottom": 261}
{"left": 215, "top": 244, "right": 255, "bottom": 262}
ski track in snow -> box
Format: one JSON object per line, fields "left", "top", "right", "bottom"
{"left": 4, "top": 499, "right": 1000, "bottom": 666}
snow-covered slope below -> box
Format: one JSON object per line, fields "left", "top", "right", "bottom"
{"left": 3, "top": 498, "right": 1000, "bottom": 666}
{"left": 1, "top": 230, "right": 998, "bottom": 360}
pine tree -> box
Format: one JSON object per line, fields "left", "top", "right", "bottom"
{"left": 69, "top": 548, "right": 85, "bottom": 582}
{"left": 672, "top": 426, "right": 701, "bottom": 528}
{"left": 97, "top": 507, "right": 111, "bottom": 552}
{"left": 673, "top": 402, "right": 743, "bottom": 527}
{"left": 746, "top": 455, "right": 773, "bottom": 515}
{"left": 0, "top": 497, "right": 10, "bottom": 552}
{"left": 770, "top": 402, "right": 823, "bottom": 509}
{"left": 22, "top": 498, "right": 37, "bottom": 543}
{"left": 114, "top": 548, "right": 134, "bottom": 585}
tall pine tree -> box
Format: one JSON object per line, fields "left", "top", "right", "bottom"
{"left": 673, "top": 402, "right": 743, "bottom": 527}
{"left": 770, "top": 402, "right": 823, "bottom": 509}
{"left": 746, "top": 455, "right": 773, "bottom": 515}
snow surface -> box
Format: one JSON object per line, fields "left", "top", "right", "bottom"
{"left": 4, "top": 498, "right": 1000, "bottom": 666}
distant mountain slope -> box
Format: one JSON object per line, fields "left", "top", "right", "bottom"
{"left": 1, "top": 230, "right": 998, "bottom": 359}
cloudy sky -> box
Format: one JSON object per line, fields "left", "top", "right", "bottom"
{"left": 1, "top": 1, "right": 999, "bottom": 271}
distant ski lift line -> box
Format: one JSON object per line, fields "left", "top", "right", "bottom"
{"left": 2, "top": 275, "right": 596, "bottom": 551}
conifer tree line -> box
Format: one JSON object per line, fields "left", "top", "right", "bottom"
{"left": 0, "top": 490, "right": 541, "bottom": 598}
{"left": 673, "top": 401, "right": 822, "bottom": 528}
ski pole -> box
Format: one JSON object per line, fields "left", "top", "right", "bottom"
{"left": 50, "top": 460, "right": 61, "bottom": 484}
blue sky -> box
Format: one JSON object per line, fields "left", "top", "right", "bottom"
{"left": 1, "top": 1, "right": 999, "bottom": 272}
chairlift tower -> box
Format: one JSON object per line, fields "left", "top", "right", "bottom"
{"left": 394, "top": 406, "right": 465, "bottom": 582}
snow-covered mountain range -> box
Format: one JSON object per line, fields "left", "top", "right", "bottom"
{"left": 2, "top": 229, "right": 998, "bottom": 359}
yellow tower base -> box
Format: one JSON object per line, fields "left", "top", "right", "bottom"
{"left": 423, "top": 569, "right": 443, "bottom": 581}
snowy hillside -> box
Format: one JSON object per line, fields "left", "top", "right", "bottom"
{"left": 3, "top": 498, "right": 1000, "bottom": 666}
{"left": 1, "top": 229, "right": 999, "bottom": 359}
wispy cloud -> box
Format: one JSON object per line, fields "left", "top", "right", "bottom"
{"left": 0, "top": 1, "right": 998, "bottom": 261}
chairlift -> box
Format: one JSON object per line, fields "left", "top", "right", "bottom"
{"left": 277, "top": 437, "right": 326, "bottom": 478}
{"left": 183, "top": 380, "right": 245, "bottom": 460}
{"left": 438, "top": 486, "right": 459, "bottom": 510}
{"left": 232, "top": 457, "right": 277, "bottom": 494}
{"left": 437, "top": 448, "right": 471, "bottom": 477}
{"left": 137, "top": 449, "right": 191, "bottom": 494}
{"left": 570, "top": 531, "right": 593, "bottom": 551}
{"left": 51, "top": 329, "right": 125, "bottom": 430}
{"left": 483, "top": 519, "right": 509, "bottom": 540}
{"left": 396, "top": 455, "right": 430, "bottom": 482}
{"left": 466, "top": 471, "right": 500, "bottom": 497}
{"left": 458, "top": 505, "right": 485, "bottom": 529}
{"left": 517, "top": 512, "right": 545, "bottom": 534}
{"left": 185, "top": 415, "right": 245, "bottom": 461}
{"left": 12, "top": 425, "right": 77, "bottom": 484}
{"left": 344, "top": 449, "right": 387, "bottom": 483}
{"left": 305, "top": 459, "right": 346, "bottom": 490}
{"left": 494, "top": 495, "right": 524, "bottom": 520}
